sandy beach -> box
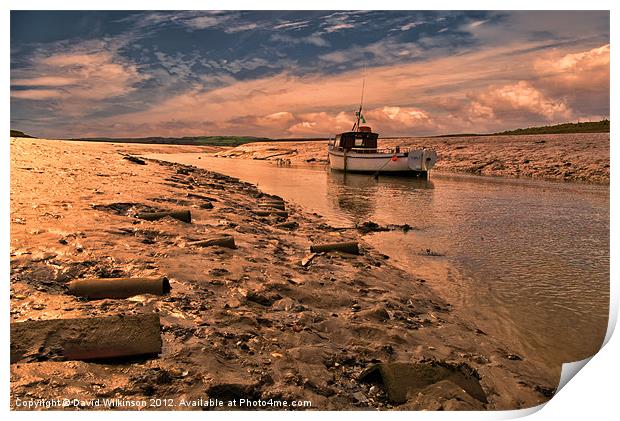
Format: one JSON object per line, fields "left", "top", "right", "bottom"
{"left": 213, "top": 133, "right": 609, "bottom": 184}
{"left": 9, "top": 136, "right": 559, "bottom": 410}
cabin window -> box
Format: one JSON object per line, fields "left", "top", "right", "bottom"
{"left": 354, "top": 138, "right": 364, "bottom": 147}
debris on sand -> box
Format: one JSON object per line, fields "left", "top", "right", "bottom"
{"left": 188, "top": 236, "right": 236, "bottom": 249}
{"left": 135, "top": 210, "right": 192, "bottom": 223}
{"left": 356, "top": 221, "right": 413, "bottom": 234}
{"left": 258, "top": 202, "right": 286, "bottom": 211}
{"left": 310, "top": 241, "right": 359, "bottom": 255}
{"left": 67, "top": 276, "right": 171, "bottom": 299}
{"left": 187, "top": 192, "right": 218, "bottom": 202}
{"left": 420, "top": 248, "right": 445, "bottom": 257}
{"left": 300, "top": 252, "right": 317, "bottom": 267}
{"left": 206, "top": 381, "right": 261, "bottom": 404}
{"left": 11, "top": 313, "right": 162, "bottom": 363}
{"left": 92, "top": 202, "right": 161, "bottom": 216}
{"left": 245, "top": 290, "right": 281, "bottom": 306}
{"left": 122, "top": 155, "right": 147, "bottom": 165}
{"left": 274, "top": 221, "right": 299, "bottom": 230}
{"left": 254, "top": 210, "right": 288, "bottom": 218}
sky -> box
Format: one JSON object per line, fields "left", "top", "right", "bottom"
{"left": 10, "top": 10, "right": 610, "bottom": 138}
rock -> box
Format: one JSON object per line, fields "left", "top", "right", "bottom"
{"left": 245, "top": 290, "right": 281, "bottom": 306}
{"left": 358, "top": 361, "right": 488, "bottom": 405}
{"left": 272, "top": 297, "right": 296, "bottom": 311}
{"left": 123, "top": 155, "right": 146, "bottom": 165}
{"left": 352, "top": 391, "right": 368, "bottom": 403}
{"left": 206, "top": 382, "right": 260, "bottom": 403}
{"left": 401, "top": 380, "right": 486, "bottom": 410}
{"left": 300, "top": 253, "right": 317, "bottom": 267}
{"left": 358, "top": 306, "right": 390, "bottom": 321}
{"left": 275, "top": 221, "right": 299, "bottom": 230}
{"left": 356, "top": 221, "right": 413, "bottom": 234}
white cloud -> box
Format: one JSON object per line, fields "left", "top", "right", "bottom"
{"left": 271, "top": 33, "right": 330, "bottom": 47}
{"left": 469, "top": 19, "right": 489, "bottom": 28}
{"left": 272, "top": 20, "right": 311, "bottom": 31}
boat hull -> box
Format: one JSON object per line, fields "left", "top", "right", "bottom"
{"left": 328, "top": 149, "right": 435, "bottom": 176}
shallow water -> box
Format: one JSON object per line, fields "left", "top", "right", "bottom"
{"left": 147, "top": 153, "right": 609, "bottom": 374}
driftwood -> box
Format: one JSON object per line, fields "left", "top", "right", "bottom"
{"left": 135, "top": 210, "right": 191, "bottom": 223}
{"left": 10, "top": 314, "right": 162, "bottom": 363}
{"left": 67, "top": 276, "right": 170, "bottom": 299}
{"left": 188, "top": 236, "right": 236, "bottom": 249}
{"left": 310, "top": 241, "right": 359, "bottom": 255}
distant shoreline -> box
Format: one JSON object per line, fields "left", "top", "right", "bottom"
{"left": 10, "top": 119, "right": 610, "bottom": 146}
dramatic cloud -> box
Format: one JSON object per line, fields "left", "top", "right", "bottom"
{"left": 12, "top": 49, "right": 147, "bottom": 116}
{"left": 475, "top": 81, "right": 572, "bottom": 121}
{"left": 10, "top": 11, "right": 609, "bottom": 138}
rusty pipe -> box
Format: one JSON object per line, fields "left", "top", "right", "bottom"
{"left": 310, "top": 241, "right": 359, "bottom": 255}
{"left": 67, "top": 276, "right": 171, "bottom": 299}
{"left": 188, "top": 236, "right": 236, "bottom": 249}
{"left": 10, "top": 313, "right": 162, "bottom": 363}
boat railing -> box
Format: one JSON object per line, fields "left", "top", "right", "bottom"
{"left": 348, "top": 147, "right": 415, "bottom": 154}
{"left": 330, "top": 145, "right": 427, "bottom": 154}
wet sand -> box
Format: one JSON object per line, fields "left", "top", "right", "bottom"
{"left": 11, "top": 137, "right": 556, "bottom": 410}
{"left": 213, "top": 133, "right": 610, "bottom": 184}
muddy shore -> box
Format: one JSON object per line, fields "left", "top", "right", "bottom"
{"left": 11, "top": 137, "right": 556, "bottom": 410}
{"left": 213, "top": 133, "right": 609, "bottom": 184}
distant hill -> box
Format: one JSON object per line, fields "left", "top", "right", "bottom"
{"left": 73, "top": 135, "right": 270, "bottom": 147}
{"left": 438, "top": 119, "right": 609, "bottom": 137}
{"left": 495, "top": 119, "right": 609, "bottom": 135}
{"left": 11, "top": 130, "right": 35, "bottom": 138}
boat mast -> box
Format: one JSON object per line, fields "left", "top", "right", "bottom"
{"left": 352, "top": 78, "right": 365, "bottom": 132}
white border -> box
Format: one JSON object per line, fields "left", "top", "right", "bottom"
{"left": 3, "top": 2, "right": 617, "bottom": 420}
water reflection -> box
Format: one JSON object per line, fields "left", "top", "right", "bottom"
{"left": 327, "top": 171, "right": 435, "bottom": 224}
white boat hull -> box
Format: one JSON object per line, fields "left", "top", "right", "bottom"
{"left": 328, "top": 148, "right": 437, "bottom": 174}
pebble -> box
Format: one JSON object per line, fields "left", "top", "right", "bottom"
{"left": 352, "top": 392, "right": 367, "bottom": 403}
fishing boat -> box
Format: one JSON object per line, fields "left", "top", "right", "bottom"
{"left": 328, "top": 84, "right": 438, "bottom": 177}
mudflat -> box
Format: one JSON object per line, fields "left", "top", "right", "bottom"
{"left": 213, "top": 133, "right": 609, "bottom": 184}
{"left": 11, "top": 137, "right": 556, "bottom": 410}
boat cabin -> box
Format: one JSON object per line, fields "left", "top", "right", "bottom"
{"left": 332, "top": 127, "right": 379, "bottom": 151}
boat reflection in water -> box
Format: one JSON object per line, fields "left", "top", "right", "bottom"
{"left": 326, "top": 170, "right": 435, "bottom": 223}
